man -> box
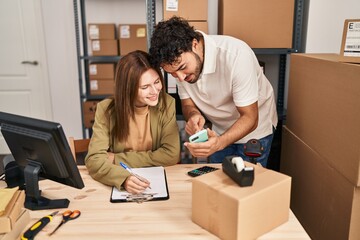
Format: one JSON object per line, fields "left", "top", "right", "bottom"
{"left": 149, "top": 16, "right": 277, "bottom": 167}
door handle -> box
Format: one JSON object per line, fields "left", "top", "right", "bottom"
{"left": 21, "top": 61, "right": 38, "bottom": 65}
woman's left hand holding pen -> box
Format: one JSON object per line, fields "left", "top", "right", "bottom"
{"left": 123, "top": 175, "right": 150, "bottom": 194}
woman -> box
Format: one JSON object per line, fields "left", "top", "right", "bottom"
{"left": 85, "top": 50, "right": 180, "bottom": 194}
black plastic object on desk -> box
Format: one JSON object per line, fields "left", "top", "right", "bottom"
{"left": 222, "top": 155, "right": 254, "bottom": 187}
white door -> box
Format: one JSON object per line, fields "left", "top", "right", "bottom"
{"left": 0, "top": 0, "right": 52, "bottom": 153}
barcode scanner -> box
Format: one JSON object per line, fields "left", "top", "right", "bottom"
{"left": 3, "top": 155, "right": 25, "bottom": 188}
{"left": 243, "top": 139, "right": 263, "bottom": 164}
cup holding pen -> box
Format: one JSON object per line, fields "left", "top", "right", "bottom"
{"left": 120, "top": 162, "right": 151, "bottom": 189}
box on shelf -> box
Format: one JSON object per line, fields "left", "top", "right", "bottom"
{"left": 287, "top": 53, "right": 360, "bottom": 186}
{"left": 189, "top": 21, "right": 208, "bottom": 34}
{"left": 90, "top": 40, "right": 118, "bottom": 56}
{"left": 163, "top": 0, "right": 208, "bottom": 21}
{"left": 218, "top": 0, "right": 295, "bottom": 48}
{"left": 192, "top": 164, "right": 291, "bottom": 240}
{"left": 339, "top": 19, "right": 360, "bottom": 64}
{"left": 0, "top": 190, "right": 25, "bottom": 234}
{"left": 82, "top": 101, "right": 100, "bottom": 128}
{"left": 281, "top": 126, "right": 360, "bottom": 240}
{"left": 0, "top": 209, "right": 30, "bottom": 240}
{"left": 89, "top": 63, "right": 115, "bottom": 80}
{"left": 88, "top": 23, "right": 116, "bottom": 40}
{"left": 89, "top": 79, "right": 114, "bottom": 96}
{"left": 118, "top": 24, "right": 147, "bottom": 56}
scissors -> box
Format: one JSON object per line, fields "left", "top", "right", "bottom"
{"left": 48, "top": 210, "right": 81, "bottom": 236}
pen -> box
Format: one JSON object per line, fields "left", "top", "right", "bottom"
{"left": 120, "top": 162, "right": 151, "bottom": 189}
{"left": 21, "top": 211, "right": 58, "bottom": 240}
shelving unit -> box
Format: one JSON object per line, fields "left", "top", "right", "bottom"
{"left": 73, "top": 0, "right": 157, "bottom": 137}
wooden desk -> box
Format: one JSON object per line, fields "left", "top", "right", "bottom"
{"left": 22, "top": 164, "right": 310, "bottom": 239}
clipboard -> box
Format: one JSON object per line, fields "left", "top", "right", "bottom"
{"left": 110, "top": 166, "right": 170, "bottom": 203}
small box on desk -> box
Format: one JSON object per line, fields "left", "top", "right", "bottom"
{"left": 0, "top": 190, "right": 25, "bottom": 234}
{"left": 192, "top": 165, "right": 291, "bottom": 240}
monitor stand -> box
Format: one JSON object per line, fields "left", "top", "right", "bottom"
{"left": 24, "top": 160, "right": 69, "bottom": 210}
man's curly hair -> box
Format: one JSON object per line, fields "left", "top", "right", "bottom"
{"left": 149, "top": 16, "right": 202, "bottom": 68}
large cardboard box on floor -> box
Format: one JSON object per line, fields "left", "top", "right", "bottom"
{"left": 192, "top": 165, "right": 291, "bottom": 240}
{"left": 287, "top": 53, "right": 360, "bottom": 186}
{"left": 339, "top": 19, "right": 360, "bottom": 64}
{"left": 163, "top": 0, "right": 208, "bottom": 21}
{"left": 281, "top": 126, "right": 360, "bottom": 240}
{"left": 189, "top": 21, "right": 208, "bottom": 34}
{"left": 118, "top": 24, "right": 147, "bottom": 56}
{"left": 218, "top": 0, "right": 295, "bottom": 48}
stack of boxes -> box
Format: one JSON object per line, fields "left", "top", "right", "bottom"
{"left": 0, "top": 190, "right": 30, "bottom": 240}
{"left": 281, "top": 54, "right": 360, "bottom": 240}
{"left": 163, "top": 0, "right": 208, "bottom": 33}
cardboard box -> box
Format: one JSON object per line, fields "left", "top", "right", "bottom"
{"left": 192, "top": 165, "right": 291, "bottom": 240}
{"left": 339, "top": 19, "right": 360, "bottom": 64}
{"left": 91, "top": 40, "right": 118, "bottom": 56}
{"left": 88, "top": 23, "right": 116, "bottom": 40}
{"left": 82, "top": 101, "right": 100, "bottom": 128}
{"left": 89, "top": 79, "right": 114, "bottom": 96}
{"left": 89, "top": 63, "right": 115, "bottom": 80}
{"left": 118, "top": 24, "right": 147, "bottom": 56}
{"left": 0, "top": 209, "right": 30, "bottom": 240}
{"left": 281, "top": 126, "right": 360, "bottom": 240}
{"left": 163, "top": 0, "right": 208, "bottom": 21}
{"left": 218, "top": 0, "right": 295, "bottom": 48}
{"left": 0, "top": 190, "right": 25, "bottom": 234}
{"left": 287, "top": 53, "right": 360, "bottom": 186}
{"left": 189, "top": 21, "right": 208, "bottom": 34}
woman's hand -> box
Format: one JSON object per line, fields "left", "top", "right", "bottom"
{"left": 123, "top": 175, "right": 150, "bottom": 194}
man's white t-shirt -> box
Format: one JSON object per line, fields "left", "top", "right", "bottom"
{"left": 177, "top": 32, "right": 278, "bottom": 143}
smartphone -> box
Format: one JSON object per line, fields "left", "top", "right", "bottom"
{"left": 187, "top": 166, "right": 218, "bottom": 177}
{"left": 189, "top": 129, "right": 208, "bottom": 143}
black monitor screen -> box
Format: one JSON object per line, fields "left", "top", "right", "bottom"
{"left": 0, "top": 111, "right": 85, "bottom": 210}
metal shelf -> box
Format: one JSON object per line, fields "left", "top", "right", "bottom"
{"left": 73, "top": 0, "right": 157, "bottom": 137}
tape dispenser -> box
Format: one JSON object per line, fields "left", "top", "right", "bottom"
{"left": 222, "top": 155, "right": 254, "bottom": 187}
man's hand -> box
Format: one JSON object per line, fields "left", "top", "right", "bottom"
{"left": 184, "top": 129, "right": 222, "bottom": 157}
{"left": 185, "top": 114, "right": 206, "bottom": 135}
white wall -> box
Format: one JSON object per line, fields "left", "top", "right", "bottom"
{"left": 41, "top": 0, "right": 360, "bottom": 137}
{"left": 305, "top": 0, "right": 360, "bottom": 53}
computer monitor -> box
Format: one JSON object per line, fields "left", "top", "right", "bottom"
{"left": 0, "top": 111, "right": 85, "bottom": 210}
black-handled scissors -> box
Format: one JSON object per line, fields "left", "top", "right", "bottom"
{"left": 48, "top": 210, "right": 81, "bottom": 236}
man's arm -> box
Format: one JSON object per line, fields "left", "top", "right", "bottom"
{"left": 184, "top": 101, "right": 259, "bottom": 158}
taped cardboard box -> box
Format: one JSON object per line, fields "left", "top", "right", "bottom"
{"left": 0, "top": 190, "right": 25, "bottom": 234}
{"left": 118, "top": 24, "right": 147, "bottom": 56}
{"left": 89, "top": 79, "right": 114, "bottom": 96}
{"left": 287, "top": 53, "right": 360, "bottom": 186}
{"left": 192, "top": 165, "right": 291, "bottom": 240}
{"left": 88, "top": 23, "right": 116, "bottom": 40}
{"left": 218, "top": 0, "right": 294, "bottom": 48}
{"left": 163, "top": 0, "right": 208, "bottom": 21}
{"left": 281, "top": 126, "right": 360, "bottom": 240}
{"left": 339, "top": 19, "right": 360, "bottom": 64}
{"left": 90, "top": 40, "right": 118, "bottom": 56}
{"left": 89, "top": 64, "right": 115, "bottom": 80}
